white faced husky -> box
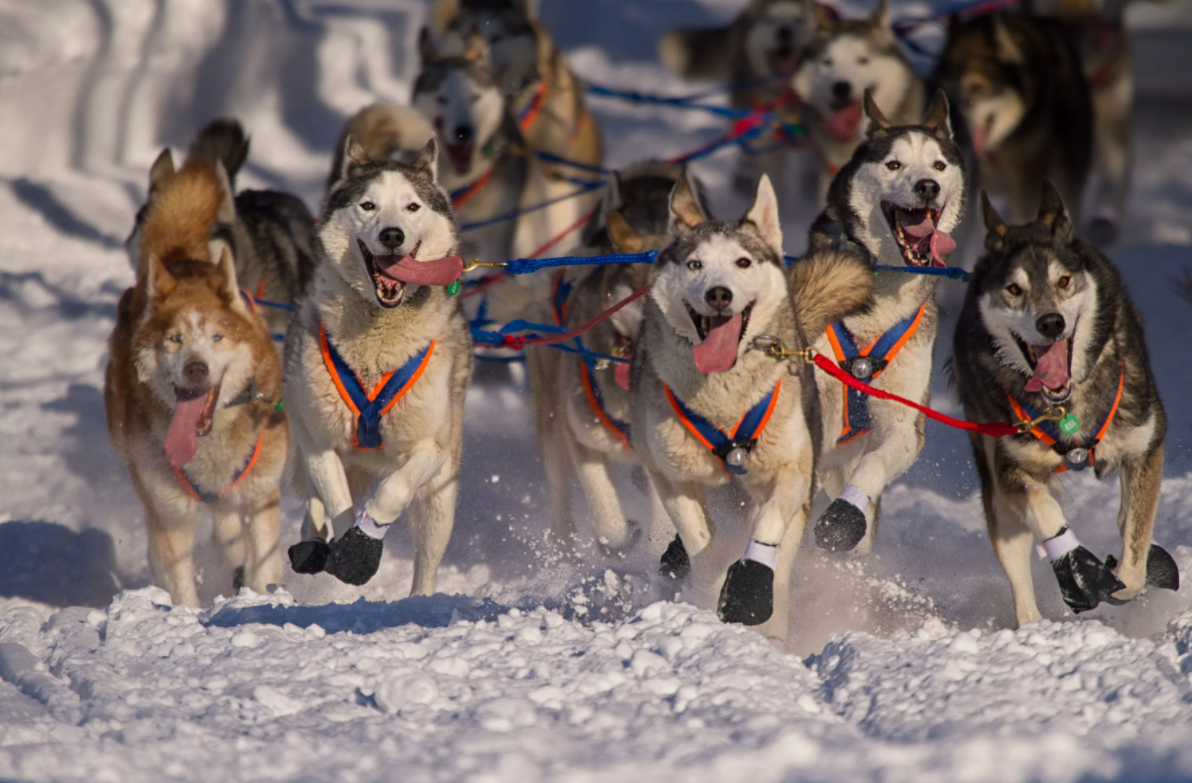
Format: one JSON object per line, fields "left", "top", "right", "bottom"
{"left": 806, "top": 90, "right": 965, "bottom": 556}
{"left": 631, "top": 174, "right": 818, "bottom": 641}
{"left": 284, "top": 138, "right": 473, "bottom": 593}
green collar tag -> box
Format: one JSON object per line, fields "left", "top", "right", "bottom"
{"left": 1058, "top": 413, "right": 1080, "bottom": 436}
{"left": 446, "top": 279, "right": 461, "bottom": 297}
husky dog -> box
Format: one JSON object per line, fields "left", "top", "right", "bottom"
{"left": 658, "top": 0, "right": 815, "bottom": 193}
{"left": 106, "top": 181, "right": 288, "bottom": 606}
{"left": 935, "top": 12, "right": 1092, "bottom": 226}
{"left": 805, "top": 90, "right": 965, "bottom": 555}
{"left": 127, "top": 119, "right": 318, "bottom": 336}
{"left": 953, "top": 181, "right": 1178, "bottom": 626}
{"left": 793, "top": 0, "right": 926, "bottom": 197}
{"left": 630, "top": 174, "right": 824, "bottom": 640}
{"left": 284, "top": 138, "right": 472, "bottom": 592}
{"left": 433, "top": 0, "right": 603, "bottom": 172}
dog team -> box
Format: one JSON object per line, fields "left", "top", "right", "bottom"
{"left": 104, "top": 0, "right": 1177, "bottom": 641}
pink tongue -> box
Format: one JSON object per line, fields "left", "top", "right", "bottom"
{"left": 614, "top": 361, "right": 632, "bottom": 391}
{"left": 692, "top": 313, "right": 743, "bottom": 374}
{"left": 1025, "top": 341, "right": 1069, "bottom": 392}
{"left": 899, "top": 212, "right": 956, "bottom": 267}
{"left": 165, "top": 396, "right": 207, "bottom": 469}
{"left": 972, "top": 124, "right": 987, "bottom": 159}
{"left": 375, "top": 255, "right": 464, "bottom": 286}
{"left": 826, "top": 102, "right": 863, "bottom": 142}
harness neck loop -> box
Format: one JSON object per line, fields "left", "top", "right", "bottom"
{"left": 173, "top": 429, "right": 265, "bottom": 504}
{"left": 664, "top": 380, "right": 781, "bottom": 475}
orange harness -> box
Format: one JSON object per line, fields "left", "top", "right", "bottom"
{"left": 450, "top": 166, "right": 496, "bottom": 209}
{"left": 173, "top": 429, "right": 264, "bottom": 504}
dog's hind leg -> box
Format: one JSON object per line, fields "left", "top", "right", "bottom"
{"left": 241, "top": 488, "right": 283, "bottom": 595}
{"left": 406, "top": 448, "right": 461, "bottom": 597}
{"left": 565, "top": 432, "right": 632, "bottom": 550}
{"left": 1110, "top": 443, "right": 1164, "bottom": 602}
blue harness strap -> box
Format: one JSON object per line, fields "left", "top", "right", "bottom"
{"left": 551, "top": 269, "right": 572, "bottom": 327}
{"left": 663, "top": 381, "right": 781, "bottom": 475}
{"left": 825, "top": 302, "right": 927, "bottom": 445}
{"left": 319, "top": 323, "right": 435, "bottom": 450}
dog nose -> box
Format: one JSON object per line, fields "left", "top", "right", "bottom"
{"left": 705, "top": 287, "right": 733, "bottom": 312}
{"left": 776, "top": 26, "right": 793, "bottom": 44}
{"left": 378, "top": 227, "right": 405, "bottom": 250}
{"left": 1036, "top": 313, "right": 1065, "bottom": 340}
{"left": 184, "top": 361, "right": 208, "bottom": 386}
{"left": 914, "top": 179, "right": 941, "bottom": 200}
{"left": 831, "top": 81, "right": 852, "bottom": 102}
{"left": 454, "top": 125, "right": 473, "bottom": 144}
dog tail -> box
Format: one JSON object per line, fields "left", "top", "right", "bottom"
{"left": 657, "top": 24, "right": 738, "bottom": 81}
{"left": 138, "top": 163, "right": 225, "bottom": 272}
{"left": 328, "top": 103, "right": 435, "bottom": 190}
{"left": 789, "top": 250, "right": 874, "bottom": 338}
{"left": 187, "top": 118, "right": 250, "bottom": 187}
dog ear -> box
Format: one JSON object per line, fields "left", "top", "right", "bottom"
{"left": 428, "top": 0, "right": 459, "bottom": 35}
{"left": 668, "top": 176, "right": 706, "bottom": 233}
{"left": 869, "top": 0, "right": 893, "bottom": 36}
{"left": 145, "top": 253, "right": 176, "bottom": 303}
{"left": 980, "top": 190, "right": 1008, "bottom": 252}
{"left": 211, "top": 246, "right": 248, "bottom": 314}
{"left": 921, "top": 89, "right": 953, "bottom": 139}
{"left": 745, "top": 174, "right": 784, "bottom": 257}
{"left": 213, "top": 160, "right": 237, "bottom": 226}
{"left": 862, "top": 89, "right": 892, "bottom": 138}
{"left": 513, "top": 0, "right": 539, "bottom": 20}
{"left": 992, "top": 16, "right": 1025, "bottom": 64}
{"left": 606, "top": 212, "right": 644, "bottom": 254}
{"left": 149, "top": 148, "right": 175, "bottom": 194}
{"left": 812, "top": 1, "right": 837, "bottom": 31}
{"left": 419, "top": 26, "right": 441, "bottom": 64}
{"left": 1036, "top": 179, "right": 1072, "bottom": 243}
{"left": 339, "top": 135, "right": 371, "bottom": 184}
{"left": 410, "top": 137, "right": 441, "bottom": 184}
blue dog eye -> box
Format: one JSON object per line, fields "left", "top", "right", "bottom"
{"left": 169, "top": 334, "right": 182, "bottom": 344}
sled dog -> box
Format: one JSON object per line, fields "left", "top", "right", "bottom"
{"left": 805, "top": 90, "right": 965, "bottom": 555}
{"left": 106, "top": 178, "right": 288, "bottom": 607}
{"left": 126, "top": 119, "right": 318, "bottom": 336}
{"left": 935, "top": 12, "right": 1092, "bottom": 226}
{"left": 953, "top": 180, "right": 1178, "bottom": 626}
{"left": 284, "top": 138, "right": 473, "bottom": 592}
{"left": 793, "top": 0, "right": 926, "bottom": 198}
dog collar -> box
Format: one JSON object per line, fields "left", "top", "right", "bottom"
{"left": 825, "top": 302, "right": 927, "bottom": 445}
{"left": 173, "top": 428, "right": 265, "bottom": 504}
{"left": 319, "top": 322, "right": 435, "bottom": 450}
{"left": 822, "top": 220, "right": 873, "bottom": 265}
{"left": 1006, "top": 363, "right": 1125, "bottom": 473}
{"left": 663, "top": 380, "right": 781, "bottom": 475}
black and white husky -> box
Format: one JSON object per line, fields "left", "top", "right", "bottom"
{"left": 953, "top": 181, "right": 1177, "bottom": 626}
{"left": 284, "top": 138, "right": 473, "bottom": 592}
{"left": 806, "top": 90, "right": 965, "bottom": 555}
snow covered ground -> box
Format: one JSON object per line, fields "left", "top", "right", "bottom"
{"left": 2, "top": 0, "right": 1192, "bottom": 780}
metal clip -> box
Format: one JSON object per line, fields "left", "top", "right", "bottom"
{"left": 1018, "top": 406, "right": 1066, "bottom": 434}
{"left": 461, "top": 259, "right": 506, "bottom": 274}
{"left": 749, "top": 334, "right": 815, "bottom": 363}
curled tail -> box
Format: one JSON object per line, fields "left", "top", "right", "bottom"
{"left": 789, "top": 250, "right": 874, "bottom": 338}
{"left": 187, "top": 118, "right": 250, "bottom": 187}
{"left": 328, "top": 103, "right": 435, "bottom": 190}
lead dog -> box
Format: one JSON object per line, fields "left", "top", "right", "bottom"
{"left": 953, "top": 180, "right": 1178, "bottom": 626}
{"left": 284, "top": 138, "right": 473, "bottom": 592}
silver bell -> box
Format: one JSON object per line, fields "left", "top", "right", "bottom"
{"left": 1065, "top": 447, "right": 1089, "bottom": 466}
{"left": 851, "top": 358, "right": 874, "bottom": 379}
{"left": 725, "top": 447, "right": 748, "bottom": 468}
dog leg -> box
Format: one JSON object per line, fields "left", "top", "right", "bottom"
{"left": 972, "top": 435, "right": 1040, "bottom": 626}
{"left": 211, "top": 505, "right": 246, "bottom": 572}
{"left": 755, "top": 495, "right": 811, "bottom": 643}
{"left": 289, "top": 418, "right": 354, "bottom": 575}
{"left": 143, "top": 493, "right": 203, "bottom": 608}
{"left": 530, "top": 348, "right": 575, "bottom": 551}
{"left": 242, "top": 488, "right": 283, "bottom": 595}
{"left": 565, "top": 432, "right": 632, "bottom": 550}
{"left": 1110, "top": 443, "right": 1163, "bottom": 601}
{"left": 650, "top": 468, "right": 715, "bottom": 592}
{"left": 406, "top": 448, "right": 462, "bottom": 597}
{"left": 1088, "top": 69, "right": 1132, "bottom": 246}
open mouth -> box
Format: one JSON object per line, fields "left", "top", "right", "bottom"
{"left": 685, "top": 301, "right": 754, "bottom": 374}
{"left": 359, "top": 239, "right": 420, "bottom": 308}
{"left": 445, "top": 143, "right": 473, "bottom": 175}
{"left": 1014, "top": 334, "right": 1074, "bottom": 404}
{"left": 881, "top": 202, "right": 956, "bottom": 268}
{"left": 768, "top": 45, "right": 798, "bottom": 75}
{"left": 165, "top": 384, "right": 220, "bottom": 469}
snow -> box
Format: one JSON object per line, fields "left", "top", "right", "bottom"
{"left": 2, "top": 0, "right": 1192, "bottom": 780}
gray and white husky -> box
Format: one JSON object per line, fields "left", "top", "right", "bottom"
{"left": 630, "top": 173, "right": 819, "bottom": 641}
{"left": 284, "top": 137, "right": 473, "bottom": 593}
{"left": 806, "top": 90, "right": 965, "bottom": 556}
{"left": 953, "top": 180, "right": 1177, "bottom": 626}
{"left": 793, "top": 0, "right": 926, "bottom": 198}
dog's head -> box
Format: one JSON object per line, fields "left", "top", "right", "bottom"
{"left": 437, "top": 0, "right": 541, "bottom": 96}
{"left": 836, "top": 89, "right": 966, "bottom": 267}
{"left": 413, "top": 27, "right": 506, "bottom": 176}
{"left": 650, "top": 174, "right": 787, "bottom": 374}
{"left": 320, "top": 138, "right": 457, "bottom": 309}
{"left": 935, "top": 13, "right": 1030, "bottom": 161}
{"left": 583, "top": 162, "right": 705, "bottom": 250}
{"left": 742, "top": 0, "right": 815, "bottom": 79}
{"left": 975, "top": 181, "right": 1099, "bottom": 404}
{"left": 133, "top": 249, "right": 264, "bottom": 468}
{"left": 793, "top": 0, "right": 910, "bottom": 144}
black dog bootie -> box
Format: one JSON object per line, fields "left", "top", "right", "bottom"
{"left": 814, "top": 498, "right": 867, "bottom": 552}
{"left": 717, "top": 558, "right": 774, "bottom": 626}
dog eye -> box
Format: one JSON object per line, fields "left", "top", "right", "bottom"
{"left": 169, "top": 334, "right": 182, "bottom": 344}
{"left": 687, "top": 259, "right": 703, "bottom": 271}
{"left": 437, "top": 95, "right": 448, "bottom": 106}
{"left": 886, "top": 161, "right": 901, "bottom": 171}
{"left": 933, "top": 161, "right": 947, "bottom": 171}
{"left": 406, "top": 203, "right": 421, "bottom": 213}
{"left": 212, "top": 334, "right": 223, "bottom": 343}
{"left": 1006, "top": 283, "right": 1022, "bottom": 297}
{"left": 360, "top": 201, "right": 376, "bottom": 211}
{"left": 736, "top": 257, "right": 752, "bottom": 269}
{"left": 857, "top": 57, "right": 869, "bottom": 66}
{"left": 821, "top": 58, "right": 832, "bottom": 67}
{"left": 1057, "top": 275, "right": 1071, "bottom": 289}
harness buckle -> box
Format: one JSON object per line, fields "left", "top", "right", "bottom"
{"left": 749, "top": 335, "right": 815, "bottom": 363}
{"left": 1018, "top": 405, "right": 1067, "bottom": 434}
{"left": 462, "top": 259, "right": 506, "bottom": 274}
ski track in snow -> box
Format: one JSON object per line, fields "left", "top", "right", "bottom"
{"left": 2, "top": 0, "right": 1192, "bottom": 780}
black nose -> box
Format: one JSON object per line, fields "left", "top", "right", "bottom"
{"left": 184, "top": 361, "right": 208, "bottom": 386}
{"left": 705, "top": 287, "right": 733, "bottom": 312}
{"left": 914, "top": 179, "right": 941, "bottom": 200}
{"left": 831, "top": 81, "right": 852, "bottom": 101}
{"left": 378, "top": 227, "right": 405, "bottom": 250}
{"left": 776, "top": 26, "right": 793, "bottom": 44}
{"left": 1036, "top": 313, "right": 1066, "bottom": 340}
{"left": 453, "top": 125, "right": 473, "bottom": 144}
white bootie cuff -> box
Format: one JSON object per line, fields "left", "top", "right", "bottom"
{"left": 743, "top": 540, "right": 778, "bottom": 570}
{"left": 354, "top": 510, "right": 389, "bottom": 540}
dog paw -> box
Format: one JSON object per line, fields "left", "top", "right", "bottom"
{"left": 659, "top": 535, "right": 691, "bottom": 581}
{"left": 717, "top": 559, "right": 774, "bottom": 626}
{"left": 599, "top": 521, "right": 642, "bottom": 556}
{"left": 325, "top": 527, "right": 384, "bottom": 586}
{"left": 288, "top": 539, "right": 332, "bottom": 574}
{"left": 1052, "top": 546, "right": 1126, "bottom": 614}
{"left": 814, "top": 499, "right": 867, "bottom": 552}
{"left": 1086, "top": 217, "right": 1118, "bottom": 248}
{"left": 1105, "top": 544, "right": 1180, "bottom": 598}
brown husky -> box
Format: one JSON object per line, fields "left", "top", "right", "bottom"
{"left": 106, "top": 163, "right": 288, "bottom": 607}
